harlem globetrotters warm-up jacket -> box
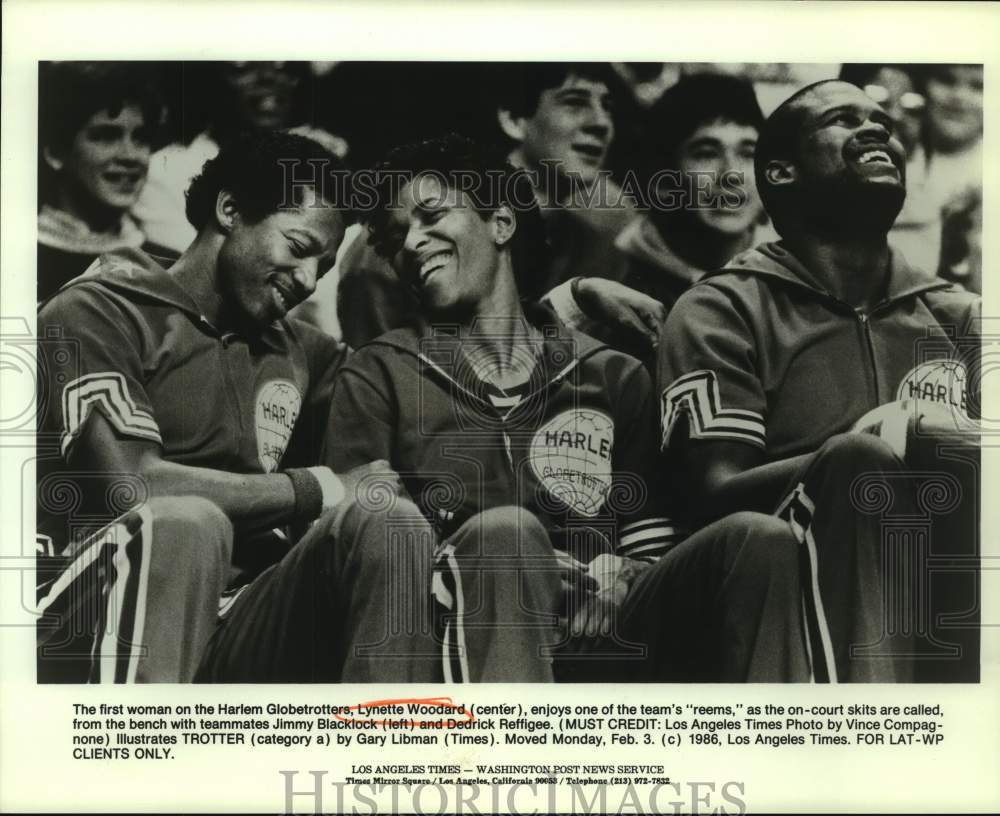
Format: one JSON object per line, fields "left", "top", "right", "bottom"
{"left": 323, "top": 306, "right": 680, "bottom": 564}
{"left": 658, "top": 241, "right": 981, "bottom": 463}
{"left": 35, "top": 248, "right": 348, "bottom": 565}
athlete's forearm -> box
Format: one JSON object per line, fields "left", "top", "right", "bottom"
{"left": 67, "top": 412, "right": 325, "bottom": 534}
{"left": 137, "top": 456, "right": 300, "bottom": 533}
{"left": 693, "top": 452, "right": 815, "bottom": 524}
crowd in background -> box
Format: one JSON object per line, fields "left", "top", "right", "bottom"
{"left": 34, "top": 60, "right": 985, "bottom": 686}
{"left": 37, "top": 60, "right": 983, "bottom": 337}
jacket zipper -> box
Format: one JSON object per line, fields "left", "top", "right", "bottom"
{"left": 218, "top": 332, "right": 246, "bottom": 444}
{"left": 416, "top": 351, "right": 580, "bottom": 480}
{"left": 855, "top": 296, "right": 909, "bottom": 407}
{"left": 854, "top": 309, "right": 881, "bottom": 406}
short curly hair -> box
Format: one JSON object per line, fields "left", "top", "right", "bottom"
{"left": 185, "top": 129, "right": 355, "bottom": 231}
{"left": 39, "top": 61, "right": 164, "bottom": 155}
{"left": 362, "top": 133, "right": 551, "bottom": 301}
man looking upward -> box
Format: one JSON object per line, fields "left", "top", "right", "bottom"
{"left": 659, "top": 80, "right": 980, "bottom": 681}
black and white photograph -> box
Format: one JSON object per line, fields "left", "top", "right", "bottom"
{"left": 32, "top": 57, "right": 983, "bottom": 684}
{"left": 2, "top": 1, "right": 999, "bottom": 813}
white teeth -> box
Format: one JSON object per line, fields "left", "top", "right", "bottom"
{"left": 859, "top": 150, "right": 891, "bottom": 164}
{"left": 272, "top": 284, "right": 290, "bottom": 310}
{"left": 420, "top": 251, "right": 452, "bottom": 278}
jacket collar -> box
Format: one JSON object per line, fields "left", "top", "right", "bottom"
{"left": 367, "top": 302, "right": 607, "bottom": 413}
{"left": 714, "top": 240, "right": 949, "bottom": 309}
{"left": 38, "top": 205, "right": 144, "bottom": 255}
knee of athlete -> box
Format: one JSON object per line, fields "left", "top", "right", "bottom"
{"left": 817, "top": 432, "right": 903, "bottom": 472}
{"left": 717, "top": 511, "right": 798, "bottom": 581}
{"left": 748, "top": 514, "right": 799, "bottom": 579}
{"left": 148, "top": 495, "right": 234, "bottom": 569}
{"left": 338, "top": 496, "right": 435, "bottom": 574}
{"left": 458, "top": 506, "right": 552, "bottom": 559}
{"left": 321, "top": 491, "right": 426, "bottom": 536}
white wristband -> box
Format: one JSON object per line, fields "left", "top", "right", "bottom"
{"left": 307, "top": 466, "right": 346, "bottom": 510}
{"left": 543, "top": 278, "right": 589, "bottom": 329}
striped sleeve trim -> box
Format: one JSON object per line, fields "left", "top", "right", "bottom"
{"left": 617, "top": 517, "right": 684, "bottom": 562}
{"left": 61, "top": 373, "right": 162, "bottom": 457}
{"left": 661, "top": 370, "right": 765, "bottom": 450}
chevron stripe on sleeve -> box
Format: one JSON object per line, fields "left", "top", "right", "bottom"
{"left": 61, "top": 372, "right": 162, "bottom": 457}
{"left": 661, "top": 370, "right": 766, "bottom": 449}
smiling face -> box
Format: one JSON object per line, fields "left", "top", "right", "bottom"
{"left": 217, "top": 190, "right": 346, "bottom": 329}
{"left": 797, "top": 83, "right": 905, "bottom": 184}
{"left": 515, "top": 74, "right": 615, "bottom": 185}
{"left": 46, "top": 104, "right": 151, "bottom": 219}
{"left": 925, "top": 65, "right": 983, "bottom": 153}
{"left": 221, "top": 61, "right": 299, "bottom": 131}
{"left": 380, "top": 174, "right": 507, "bottom": 319}
{"left": 778, "top": 82, "right": 907, "bottom": 231}
{"left": 675, "top": 118, "right": 762, "bottom": 236}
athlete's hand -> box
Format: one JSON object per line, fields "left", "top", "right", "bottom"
{"left": 336, "top": 459, "right": 406, "bottom": 510}
{"left": 850, "top": 401, "right": 912, "bottom": 458}
{"left": 303, "top": 461, "right": 406, "bottom": 540}
{"left": 851, "top": 399, "right": 978, "bottom": 459}
{"left": 554, "top": 549, "right": 598, "bottom": 599}
{"left": 570, "top": 554, "right": 641, "bottom": 638}
{"left": 574, "top": 278, "right": 667, "bottom": 350}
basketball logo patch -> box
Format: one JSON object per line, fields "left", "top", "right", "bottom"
{"left": 255, "top": 380, "right": 302, "bottom": 472}
{"left": 529, "top": 409, "right": 614, "bottom": 517}
{"left": 896, "top": 360, "right": 969, "bottom": 417}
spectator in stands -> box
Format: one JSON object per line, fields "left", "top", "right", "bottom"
{"left": 921, "top": 64, "right": 983, "bottom": 292}
{"left": 495, "top": 62, "right": 637, "bottom": 294}
{"left": 597, "top": 74, "right": 767, "bottom": 363}
{"left": 38, "top": 62, "right": 163, "bottom": 301}
{"left": 133, "top": 62, "right": 347, "bottom": 256}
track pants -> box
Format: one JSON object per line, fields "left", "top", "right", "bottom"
{"left": 772, "top": 434, "right": 915, "bottom": 682}
{"left": 196, "top": 501, "right": 562, "bottom": 682}
{"left": 36, "top": 496, "right": 561, "bottom": 683}
{"left": 620, "top": 512, "right": 809, "bottom": 682}
{"left": 37, "top": 496, "right": 233, "bottom": 683}
{"left": 620, "top": 432, "right": 969, "bottom": 683}
{"left": 771, "top": 430, "right": 978, "bottom": 683}
{"left": 33, "top": 495, "right": 838, "bottom": 683}
{"left": 40, "top": 430, "right": 973, "bottom": 683}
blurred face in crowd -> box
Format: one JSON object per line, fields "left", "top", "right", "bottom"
{"left": 217, "top": 187, "right": 345, "bottom": 328}
{"left": 675, "top": 117, "right": 761, "bottom": 237}
{"left": 778, "top": 82, "right": 906, "bottom": 230}
{"left": 221, "top": 61, "right": 300, "bottom": 131}
{"left": 859, "top": 67, "right": 924, "bottom": 157}
{"left": 511, "top": 74, "right": 615, "bottom": 186}
{"left": 383, "top": 174, "right": 509, "bottom": 318}
{"left": 44, "top": 104, "right": 151, "bottom": 222}
{"left": 924, "top": 65, "right": 983, "bottom": 153}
